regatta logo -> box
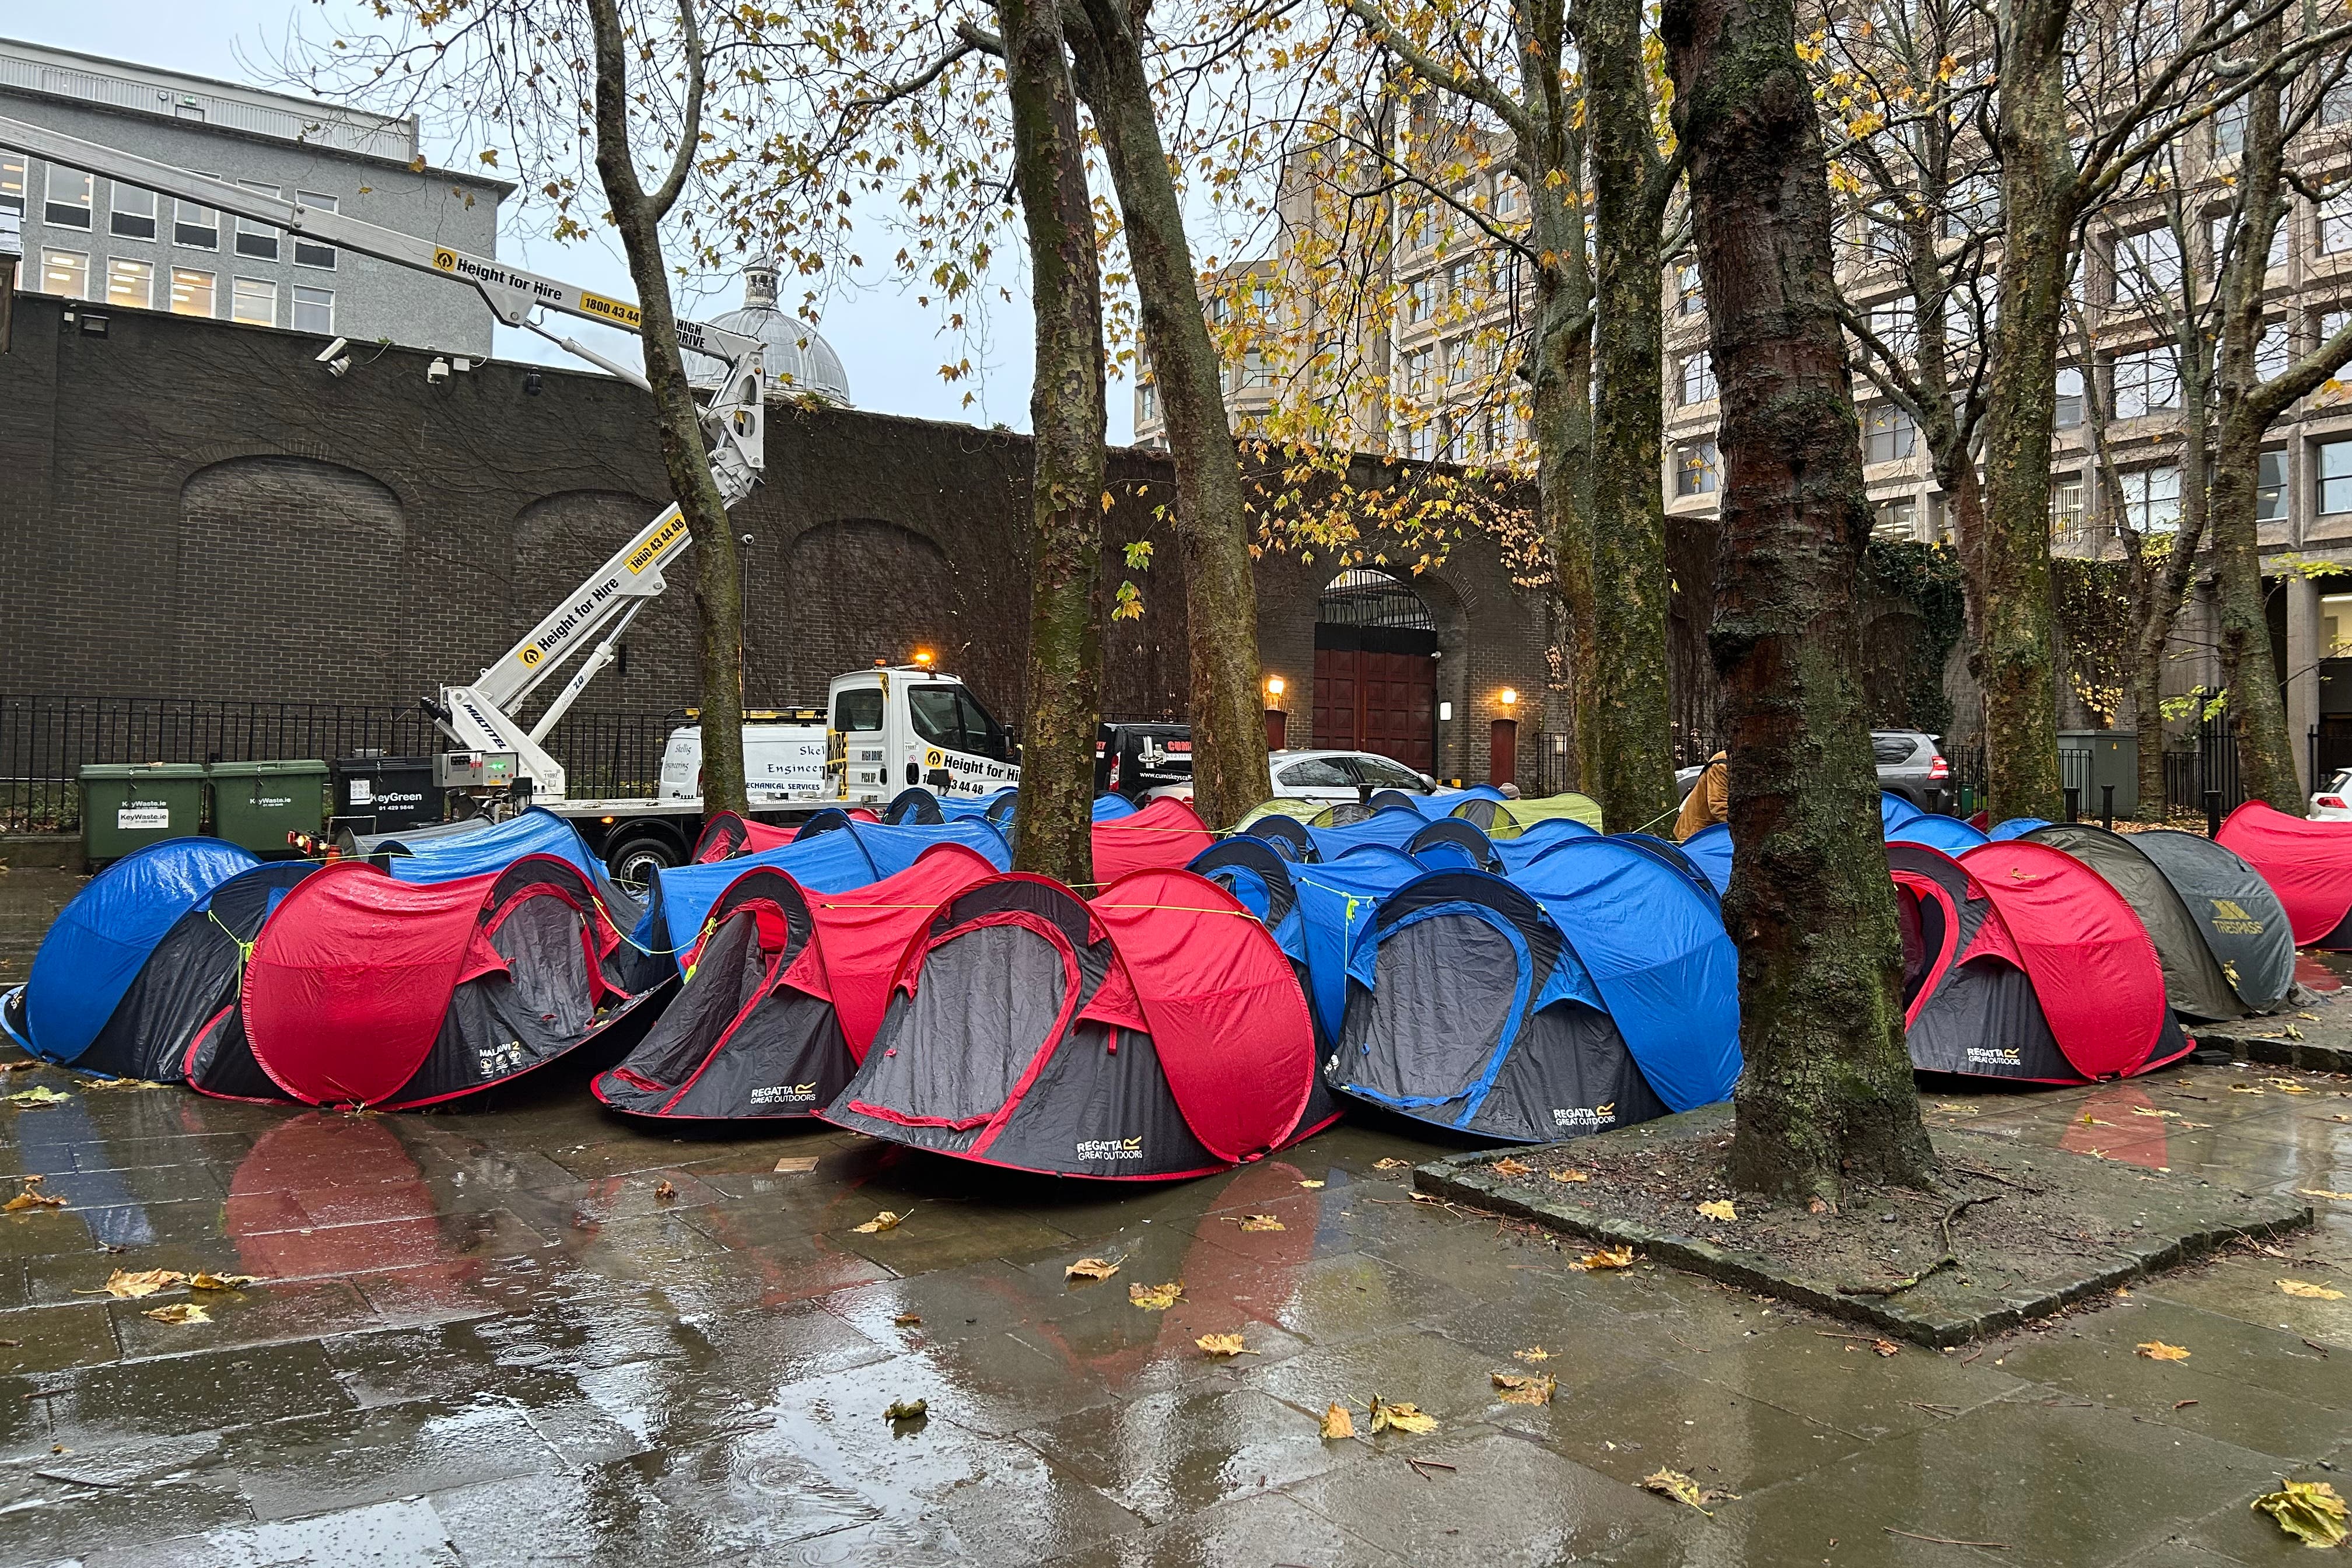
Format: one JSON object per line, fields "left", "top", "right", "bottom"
{"left": 1965, "top": 1046, "right": 2022, "bottom": 1066}
{"left": 1076, "top": 1137, "right": 1145, "bottom": 1161}
{"left": 2210, "top": 898, "right": 2266, "bottom": 936}
{"left": 1552, "top": 1102, "right": 1618, "bottom": 1130}
{"left": 750, "top": 1083, "right": 820, "bottom": 1105}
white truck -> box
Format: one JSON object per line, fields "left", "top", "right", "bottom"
{"left": 0, "top": 116, "right": 1018, "bottom": 882}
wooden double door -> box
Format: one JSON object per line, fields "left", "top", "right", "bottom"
{"left": 1313, "top": 644, "right": 1437, "bottom": 774}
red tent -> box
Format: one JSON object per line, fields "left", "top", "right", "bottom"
{"left": 1093, "top": 797, "right": 1216, "bottom": 884}
{"left": 824, "top": 868, "right": 1320, "bottom": 1178}
{"left": 592, "top": 844, "right": 998, "bottom": 1119}
{"left": 692, "top": 811, "right": 797, "bottom": 863}
{"left": 2216, "top": 800, "right": 2352, "bottom": 947}
{"left": 1890, "top": 841, "right": 2182, "bottom": 1082}
{"left": 210, "top": 855, "right": 653, "bottom": 1109}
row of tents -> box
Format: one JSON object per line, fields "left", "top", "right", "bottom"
{"left": 6, "top": 786, "right": 2351, "bottom": 1182}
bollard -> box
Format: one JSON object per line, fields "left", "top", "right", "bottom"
{"left": 2205, "top": 789, "right": 2222, "bottom": 838}
{"left": 2065, "top": 786, "right": 2080, "bottom": 823}
{"left": 2101, "top": 784, "right": 2114, "bottom": 830}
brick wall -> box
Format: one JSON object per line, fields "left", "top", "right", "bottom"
{"left": 0, "top": 293, "right": 1558, "bottom": 790}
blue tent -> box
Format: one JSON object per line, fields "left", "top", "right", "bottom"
{"left": 1094, "top": 794, "right": 1138, "bottom": 821}
{"left": 1488, "top": 816, "right": 1601, "bottom": 874}
{"left": 634, "top": 816, "right": 1010, "bottom": 964}
{"left": 1605, "top": 832, "right": 1721, "bottom": 905}
{"left": 1242, "top": 814, "right": 1317, "bottom": 862}
{"left": 1989, "top": 817, "right": 2051, "bottom": 841}
{"left": 1407, "top": 817, "right": 1500, "bottom": 872}
{"left": 1306, "top": 806, "right": 1437, "bottom": 862}
{"left": 1185, "top": 849, "right": 1430, "bottom": 1040}
{"left": 1881, "top": 792, "right": 1926, "bottom": 832}
{"left": 1888, "top": 814, "right": 1990, "bottom": 855}
{"left": 380, "top": 807, "right": 602, "bottom": 884}
{"left": 1514, "top": 836, "right": 1742, "bottom": 1114}
{"left": 1678, "top": 822, "right": 1734, "bottom": 896}
{"left": 3, "top": 838, "right": 259, "bottom": 1066}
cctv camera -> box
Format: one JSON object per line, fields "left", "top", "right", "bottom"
{"left": 314, "top": 337, "right": 348, "bottom": 365}
{"left": 327, "top": 356, "right": 352, "bottom": 377}
{"left": 426, "top": 357, "right": 450, "bottom": 384}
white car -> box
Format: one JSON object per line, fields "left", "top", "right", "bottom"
{"left": 1270, "top": 748, "right": 1438, "bottom": 803}
{"left": 2313, "top": 768, "right": 2352, "bottom": 820}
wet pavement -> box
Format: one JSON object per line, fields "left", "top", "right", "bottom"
{"left": 5, "top": 864, "right": 2352, "bottom": 1564}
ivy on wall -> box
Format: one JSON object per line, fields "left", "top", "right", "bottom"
{"left": 2050, "top": 557, "right": 2134, "bottom": 725}
{"left": 1858, "top": 538, "right": 1965, "bottom": 733}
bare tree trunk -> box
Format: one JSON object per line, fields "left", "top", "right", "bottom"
{"left": 1578, "top": 0, "right": 1678, "bottom": 830}
{"left": 1062, "top": 0, "right": 1268, "bottom": 827}
{"left": 999, "top": 0, "right": 1107, "bottom": 884}
{"left": 1976, "top": 0, "right": 2071, "bottom": 823}
{"left": 586, "top": 0, "right": 746, "bottom": 813}
{"left": 1664, "top": 0, "right": 1934, "bottom": 1198}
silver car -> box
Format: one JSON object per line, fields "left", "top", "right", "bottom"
{"left": 1675, "top": 730, "right": 1952, "bottom": 813}
{"left": 1270, "top": 748, "right": 1438, "bottom": 803}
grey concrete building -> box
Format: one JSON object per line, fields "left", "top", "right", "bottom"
{"left": 0, "top": 37, "right": 507, "bottom": 356}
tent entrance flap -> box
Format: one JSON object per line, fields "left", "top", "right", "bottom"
{"left": 847, "top": 921, "right": 1076, "bottom": 1130}
{"left": 1335, "top": 907, "right": 1530, "bottom": 1119}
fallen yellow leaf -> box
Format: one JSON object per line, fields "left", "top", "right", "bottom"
{"left": 1550, "top": 1168, "right": 1591, "bottom": 1184}
{"left": 1492, "top": 1371, "right": 1556, "bottom": 1404}
{"left": 1696, "top": 1199, "right": 1737, "bottom": 1222}
{"left": 1643, "top": 1467, "right": 1716, "bottom": 1515}
{"left": 892, "top": 1312, "right": 922, "bottom": 1326}
{"left": 1298, "top": 1180, "right": 1326, "bottom": 1189}
{"left": 1578, "top": 1246, "right": 1636, "bottom": 1270}
{"left": 772, "top": 1156, "right": 819, "bottom": 1174}
{"left": 1408, "top": 1192, "right": 1441, "bottom": 1205}
{"left": 1514, "top": 1346, "right": 1551, "bottom": 1363}
{"left": 1490, "top": 1157, "right": 1534, "bottom": 1178}
{"left": 1931, "top": 1102, "right": 1976, "bottom": 1114}
{"left": 1320, "top": 1402, "right": 1356, "bottom": 1439}
{"left": 1196, "top": 1332, "right": 1255, "bottom": 1357}
{"left": 2, "top": 1190, "right": 62, "bottom": 1212}
{"left": 1368, "top": 1394, "right": 1437, "bottom": 1434}
{"left": 90, "top": 1269, "right": 187, "bottom": 1300}
{"left": 188, "top": 1273, "right": 256, "bottom": 1290}
{"left": 1873, "top": 1339, "right": 1901, "bottom": 1357}
{"left": 2231, "top": 1084, "right": 2267, "bottom": 1096}
{"left": 852, "top": 1210, "right": 904, "bottom": 1234}
{"left": 2280, "top": 1279, "right": 2346, "bottom": 1300}
{"left": 2266, "top": 1078, "right": 2314, "bottom": 1094}
{"left": 1373, "top": 1158, "right": 1410, "bottom": 1171}
{"left": 7, "top": 1087, "right": 68, "bottom": 1106}
{"left": 2132, "top": 1107, "right": 2182, "bottom": 1119}
{"left": 141, "top": 1303, "right": 209, "bottom": 1325}
{"left": 85, "top": 1078, "right": 163, "bottom": 1092}
{"left": 1129, "top": 1280, "right": 1185, "bottom": 1311}
{"left": 1065, "top": 1256, "right": 1121, "bottom": 1281}
{"left": 883, "top": 1398, "right": 928, "bottom": 1423}
{"left": 1238, "top": 1214, "right": 1286, "bottom": 1233}
{"left": 2137, "top": 1341, "right": 2192, "bottom": 1361}
{"left": 653, "top": 1181, "right": 677, "bottom": 1200}
{"left": 2300, "top": 1189, "right": 2352, "bottom": 1202}
{"left": 2253, "top": 1478, "right": 2351, "bottom": 1548}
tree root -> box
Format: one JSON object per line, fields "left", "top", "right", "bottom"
{"left": 1837, "top": 1195, "right": 2000, "bottom": 1298}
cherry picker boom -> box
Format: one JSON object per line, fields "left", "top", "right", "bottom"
{"left": 0, "top": 113, "right": 765, "bottom": 804}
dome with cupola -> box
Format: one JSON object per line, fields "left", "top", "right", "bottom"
{"left": 690, "top": 258, "right": 850, "bottom": 404}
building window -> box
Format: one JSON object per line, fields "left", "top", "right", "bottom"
{"left": 169, "top": 267, "right": 215, "bottom": 318}
{"left": 1678, "top": 352, "right": 1717, "bottom": 405}
{"left": 231, "top": 276, "right": 276, "bottom": 327}
{"left": 2112, "top": 228, "right": 2182, "bottom": 299}
{"left": 1942, "top": 173, "right": 1997, "bottom": 239}
{"left": 2326, "top": 307, "right": 2352, "bottom": 346}
{"left": 292, "top": 284, "right": 334, "bottom": 334}
{"left": 2111, "top": 348, "right": 2181, "bottom": 418}
{"left": 2326, "top": 76, "right": 2352, "bottom": 127}
{"left": 106, "top": 257, "right": 153, "bottom": 310}
{"left": 2055, "top": 366, "right": 2085, "bottom": 428}
{"left": 40, "top": 249, "right": 89, "bottom": 299}
{"left": 2119, "top": 466, "right": 2181, "bottom": 533}
{"left": 1406, "top": 274, "right": 1436, "bottom": 324}
{"left": 1675, "top": 263, "right": 1703, "bottom": 317}
{"left": 46, "top": 167, "right": 92, "bottom": 229}
{"left": 1874, "top": 497, "right": 1918, "bottom": 540}
{"left": 1405, "top": 421, "right": 1436, "bottom": 461}
{"left": 2211, "top": 212, "right": 2287, "bottom": 275}
{"left": 1943, "top": 290, "right": 1993, "bottom": 346}
{"left": 1494, "top": 180, "right": 1523, "bottom": 220}
{"left": 2258, "top": 449, "right": 2288, "bottom": 521}
{"left": 1238, "top": 349, "right": 1270, "bottom": 388}
{"left": 175, "top": 187, "right": 219, "bottom": 249}
{"left": 0, "top": 156, "right": 25, "bottom": 214}
{"left": 1404, "top": 345, "right": 1434, "bottom": 397}
{"left": 1137, "top": 382, "right": 1158, "bottom": 425}
{"left": 235, "top": 182, "right": 280, "bottom": 260}
{"left": 2323, "top": 192, "right": 2352, "bottom": 257}
{"left": 293, "top": 192, "right": 338, "bottom": 269}
{"left": 1446, "top": 337, "right": 1474, "bottom": 383}
{"left": 2050, "top": 477, "right": 2085, "bottom": 537}
{"left": 1862, "top": 404, "right": 1917, "bottom": 464}
{"left": 2257, "top": 322, "right": 2291, "bottom": 381}
{"left": 2322, "top": 439, "right": 2352, "bottom": 515}
{"left": 2213, "top": 97, "right": 2249, "bottom": 157}
{"left": 110, "top": 184, "right": 156, "bottom": 241}
{"left": 1867, "top": 299, "right": 1917, "bottom": 356}
{"left": 1675, "top": 440, "right": 1719, "bottom": 496}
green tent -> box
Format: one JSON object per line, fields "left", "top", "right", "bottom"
{"left": 1452, "top": 792, "right": 1606, "bottom": 836}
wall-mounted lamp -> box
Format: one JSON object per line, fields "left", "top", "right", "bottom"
{"left": 1498, "top": 687, "right": 1519, "bottom": 708}
{"left": 1438, "top": 701, "right": 1452, "bottom": 722}
{"left": 1265, "top": 675, "right": 1286, "bottom": 699}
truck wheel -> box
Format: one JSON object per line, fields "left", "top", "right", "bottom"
{"left": 607, "top": 831, "right": 684, "bottom": 887}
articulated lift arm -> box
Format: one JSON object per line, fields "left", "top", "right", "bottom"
{"left": 0, "top": 116, "right": 768, "bottom": 801}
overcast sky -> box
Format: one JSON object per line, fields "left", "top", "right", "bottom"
{"left": 13, "top": 5, "right": 1135, "bottom": 440}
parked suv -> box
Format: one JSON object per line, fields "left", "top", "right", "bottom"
{"left": 1675, "top": 730, "right": 1952, "bottom": 813}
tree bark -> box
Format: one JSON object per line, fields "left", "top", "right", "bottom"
{"left": 999, "top": 0, "right": 1108, "bottom": 884}
{"left": 1664, "top": 0, "right": 1934, "bottom": 1198}
{"left": 586, "top": 0, "right": 747, "bottom": 813}
{"left": 1975, "top": 0, "right": 2073, "bottom": 823}
{"left": 1578, "top": 0, "right": 1678, "bottom": 831}
{"left": 1062, "top": 0, "right": 1269, "bottom": 828}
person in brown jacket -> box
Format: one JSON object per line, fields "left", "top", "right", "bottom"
{"left": 1674, "top": 751, "right": 1728, "bottom": 841}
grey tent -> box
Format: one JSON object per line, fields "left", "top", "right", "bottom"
{"left": 2126, "top": 828, "right": 2296, "bottom": 1013}
{"left": 2022, "top": 824, "right": 2278, "bottom": 1020}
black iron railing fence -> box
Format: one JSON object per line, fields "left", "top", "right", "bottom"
{"left": 0, "top": 695, "right": 676, "bottom": 831}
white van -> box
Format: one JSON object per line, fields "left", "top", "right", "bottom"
{"left": 657, "top": 666, "right": 1019, "bottom": 804}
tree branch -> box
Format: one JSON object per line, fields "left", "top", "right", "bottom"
{"left": 1341, "top": 0, "right": 1538, "bottom": 145}
{"left": 645, "top": 0, "right": 706, "bottom": 220}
